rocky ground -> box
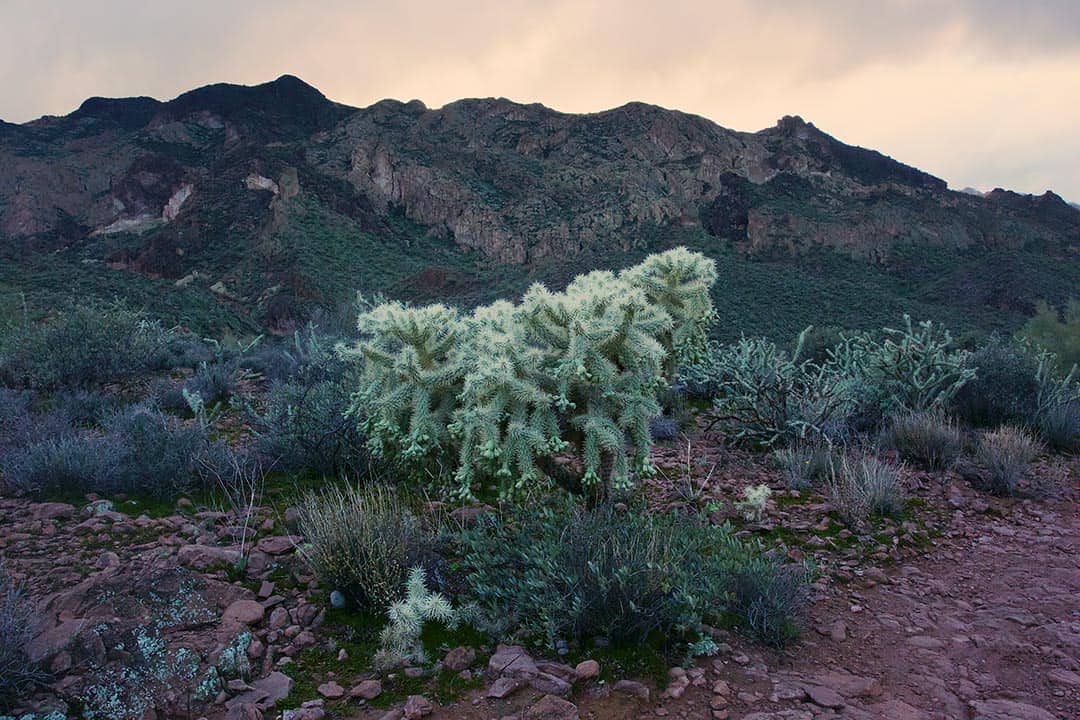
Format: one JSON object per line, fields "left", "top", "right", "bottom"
{"left": 1, "top": 441, "right": 1076, "bottom": 720}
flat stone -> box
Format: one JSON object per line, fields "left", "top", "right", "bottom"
{"left": 224, "top": 600, "right": 266, "bottom": 625}
{"left": 32, "top": 502, "right": 76, "bottom": 521}
{"left": 525, "top": 694, "right": 579, "bottom": 720}
{"left": 317, "top": 681, "right": 344, "bottom": 699}
{"left": 487, "top": 676, "right": 525, "bottom": 698}
{"left": 488, "top": 644, "right": 537, "bottom": 679}
{"left": 612, "top": 679, "right": 650, "bottom": 701}
{"left": 403, "top": 694, "right": 433, "bottom": 719}
{"left": 1047, "top": 668, "right": 1080, "bottom": 687}
{"left": 351, "top": 679, "right": 383, "bottom": 700}
{"left": 574, "top": 659, "right": 600, "bottom": 680}
{"left": 969, "top": 699, "right": 1058, "bottom": 720}
{"left": 253, "top": 671, "right": 293, "bottom": 705}
{"left": 802, "top": 684, "right": 845, "bottom": 709}
{"left": 257, "top": 536, "right": 300, "bottom": 555}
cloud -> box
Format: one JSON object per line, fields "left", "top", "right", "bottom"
{"left": 1, "top": 0, "right": 1078, "bottom": 199}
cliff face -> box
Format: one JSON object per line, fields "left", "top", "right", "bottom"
{"left": 0, "top": 75, "right": 1077, "bottom": 334}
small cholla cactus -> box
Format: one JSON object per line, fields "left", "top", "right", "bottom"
{"left": 375, "top": 567, "right": 467, "bottom": 669}
{"left": 735, "top": 484, "right": 772, "bottom": 522}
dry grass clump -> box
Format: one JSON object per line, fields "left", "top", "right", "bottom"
{"left": 827, "top": 453, "right": 905, "bottom": 526}
{"left": 974, "top": 426, "right": 1043, "bottom": 495}
{"left": 881, "top": 411, "right": 963, "bottom": 470}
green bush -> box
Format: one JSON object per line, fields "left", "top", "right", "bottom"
{"left": 0, "top": 304, "right": 172, "bottom": 390}
{"left": 827, "top": 453, "right": 905, "bottom": 526}
{"left": 294, "top": 485, "right": 440, "bottom": 612}
{"left": 1018, "top": 299, "right": 1080, "bottom": 369}
{"left": 952, "top": 338, "right": 1041, "bottom": 427}
{"left": 459, "top": 498, "right": 810, "bottom": 649}
{"left": 0, "top": 566, "right": 41, "bottom": 711}
{"left": 974, "top": 427, "right": 1042, "bottom": 495}
{"left": 881, "top": 411, "right": 963, "bottom": 470}
{"left": 697, "top": 330, "right": 854, "bottom": 448}
{"left": 347, "top": 248, "right": 717, "bottom": 498}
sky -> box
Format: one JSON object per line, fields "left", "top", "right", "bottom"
{"left": 2, "top": 0, "right": 1079, "bottom": 200}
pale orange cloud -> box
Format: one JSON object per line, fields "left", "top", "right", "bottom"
{"left": 2, "top": 0, "right": 1078, "bottom": 199}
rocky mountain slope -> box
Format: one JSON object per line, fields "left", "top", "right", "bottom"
{"left": 1, "top": 75, "right": 1077, "bottom": 336}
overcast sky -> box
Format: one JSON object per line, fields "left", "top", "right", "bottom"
{"left": 2, "top": 0, "right": 1078, "bottom": 199}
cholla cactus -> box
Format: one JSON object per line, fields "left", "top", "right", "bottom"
{"left": 348, "top": 248, "right": 717, "bottom": 498}
{"left": 345, "top": 302, "right": 466, "bottom": 464}
{"left": 828, "top": 315, "right": 973, "bottom": 418}
{"left": 735, "top": 483, "right": 772, "bottom": 522}
{"left": 375, "top": 566, "right": 462, "bottom": 669}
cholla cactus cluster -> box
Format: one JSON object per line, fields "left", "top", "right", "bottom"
{"left": 347, "top": 248, "right": 717, "bottom": 498}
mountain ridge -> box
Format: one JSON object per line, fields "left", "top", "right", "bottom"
{"left": 0, "top": 75, "right": 1077, "bottom": 338}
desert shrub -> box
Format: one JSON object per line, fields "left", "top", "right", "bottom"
{"left": 294, "top": 485, "right": 440, "bottom": 612}
{"left": 255, "top": 326, "right": 368, "bottom": 477}
{"left": 1018, "top": 298, "right": 1080, "bottom": 369}
{"left": 698, "top": 329, "right": 855, "bottom": 448}
{"left": 881, "top": 411, "right": 963, "bottom": 470}
{"left": 727, "top": 555, "right": 813, "bottom": 648}
{"left": 0, "top": 566, "right": 41, "bottom": 711}
{"left": 460, "top": 499, "right": 809, "bottom": 649}
{"left": 773, "top": 439, "right": 838, "bottom": 490}
{"left": 3, "top": 406, "right": 215, "bottom": 497}
{"left": 827, "top": 453, "right": 905, "bottom": 525}
{"left": 183, "top": 361, "right": 238, "bottom": 407}
{"left": 827, "top": 315, "right": 973, "bottom": 428}
{"left": 348, "top": 248, "right": 717, "bottom": 498}
{"left": 0, "top": 304, "right": 172, "bottom": 390}
{"left": 53, "top": 390, "right": 124, "bottom": 427}
{"left": 648, "top": 415, "right": 680, "bottom": 442}
{"left": 1038, "top": 400, "right": 1079, "bottom": 453}
{"left": 952, "top": 338, "right": 1041, "bottom": 427}
{"left": 150, "top": 331, "right": 213, "bottom": 371}
{"left": 973, "top": 427, "right": 1043, "bottom": 495}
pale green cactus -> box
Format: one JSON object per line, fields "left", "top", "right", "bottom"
{"left": 347, "top": 248, "right": 717, "bottom": 498}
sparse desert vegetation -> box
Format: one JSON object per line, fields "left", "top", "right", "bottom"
{"left": 0, "top": 246, "right": 1077, "bottom": 720}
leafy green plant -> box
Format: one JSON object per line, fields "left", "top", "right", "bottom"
{"left": 347, "top": 248, "right": 717, "bottom": 498}
{"left": 460, "top": 497, "right": 809, "bottom": 650}
{"left": 952, "top": 337, "right": 1041, "bottom": 427}
{"left": 973, "top": 427, "right": 1043, "bottom": 495}
{"left": 0, "top": 303, "right": 172, "bottom": 390}
{"left": 881, "top": 411, "right": 963, "bottom": 470}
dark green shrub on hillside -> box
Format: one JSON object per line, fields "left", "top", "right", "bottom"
{"left": 460, "top": 499, "right": 810, "bottom": 649}
{"left": 0, "top": 305, "right": 172, "bottom": 390}
{"left": 952, "top": 338, "right": 1040, "bottom": 427}
{"left": 0, "top": 566, "right": 41, "bottom": 711}
{"left": 881, "top": 411, "right": 963, "bottom": 470}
